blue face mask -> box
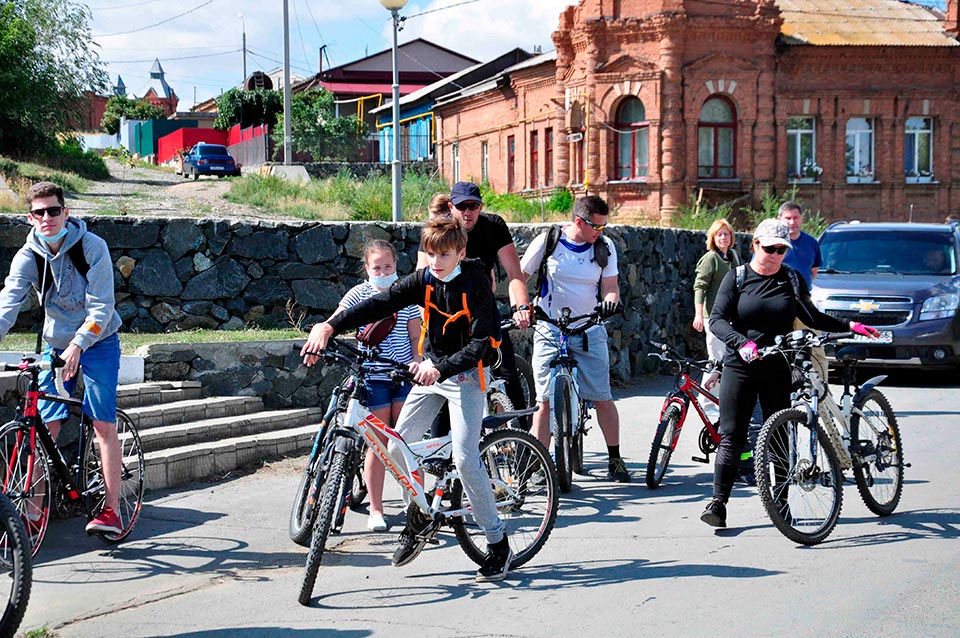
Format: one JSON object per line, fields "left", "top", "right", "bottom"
{"left": 369, "top": 272, "right": 398, "bottom": 290}
{"left": 437, "top": 262, "right": 461, "bottom": 283}
{"left": 37, "top": 227, "right": 68, "bottom": 243}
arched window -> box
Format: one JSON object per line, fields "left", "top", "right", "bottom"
{"left": 698, "top": 96, "right": 736, "bottom": 178}
{"left": 615, "top": 97, "right": 648, "bottom": 179}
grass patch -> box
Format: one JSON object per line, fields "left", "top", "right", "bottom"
{"left": 20, "top": 626, "right": 57, "bottom": 638}
{"left": 1, "top": 329, "right": 305, "bottom": 356}
{"left": 224, "top": 171, "right": 575, "bottom": 223}
{"left": 0, "top": 156, "right": 88, "bottom": 202}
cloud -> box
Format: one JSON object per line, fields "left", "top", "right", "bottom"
{"left": 87, "top": 0, "right": 578, "bottom": 106}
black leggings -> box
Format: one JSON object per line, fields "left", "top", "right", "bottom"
{"left": 713, "top": 355, "right": 791, "bottom": 501}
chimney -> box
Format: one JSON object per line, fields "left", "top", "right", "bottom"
{"left": 947, "top": 0, "right": 959, "bottom": 37}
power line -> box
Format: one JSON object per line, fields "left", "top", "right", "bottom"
{"left": 301, "top": 0, "right": 336, "bottom": 69}
{"left": 88, "top": 0, "right": 164, "bottom": 10}
{"left": 292, "top": 0, "right": 313, "bottom": 75}
{"left": 93, "top": 0, "right": 218, "bottom": 37}
{"left": 407, "top": 0, "right": 482, "bottom": 19}
{"left": 105, "top": 48, "right": 240, "bottom": 64}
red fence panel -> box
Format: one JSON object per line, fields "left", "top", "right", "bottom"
{"left": 157, "top": 128, "right": 228, "bottom": 164}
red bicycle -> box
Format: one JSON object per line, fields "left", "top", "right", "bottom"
{"left": 645, "top": 341, "right": 721, "bottom": 488}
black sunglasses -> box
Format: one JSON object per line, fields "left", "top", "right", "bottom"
{"left": 454, "top": 201, "right": 481, "bottom": 212}
{"left": 577, "top": 214, "right": 606, "bottom": 231}
{"left": 761, "top": 245, "right": 788, "bottom": 255}
{"left": 29, "top": 205, "right": 64, "bottom": 218}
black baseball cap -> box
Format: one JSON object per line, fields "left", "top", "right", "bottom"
{"left": 450, "top": 181, "right": 482, "bottom": 206}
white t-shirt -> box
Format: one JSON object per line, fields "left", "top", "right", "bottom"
{"left": 339, "top": 282, "right": 419, "bottom": 376}
{"left": 520, "top": 227, "right": 618, "bottom": 320}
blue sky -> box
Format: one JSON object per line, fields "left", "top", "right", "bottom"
{"left": 87, "top": 0, "right": 949, "bottom": 108}
{"left": 88, "top": 0, "right": 575, "bottom": 107}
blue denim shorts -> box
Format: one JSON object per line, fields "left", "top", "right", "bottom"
{"left": 363, "top": 378, "right": 412, "bottom": 410}
{"left": 38, "top": 333, "right": 121, "bottom": 424}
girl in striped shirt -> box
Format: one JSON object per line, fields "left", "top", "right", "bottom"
{"left": 332, "top": 240, "right": 421, "bottom": 532}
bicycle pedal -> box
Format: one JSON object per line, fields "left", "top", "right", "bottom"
{"left": 692, "top": 455, "right": 709, "bottom": 464}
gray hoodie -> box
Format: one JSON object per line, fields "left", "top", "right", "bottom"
{"left": 0, "top": 217, "right": 122, "bottom": 351}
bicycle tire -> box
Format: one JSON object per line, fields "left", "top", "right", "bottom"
{"left": 514, "top": 354, "right": 535, "bottom": 409}
{"left": 334, "top": 447, "right": 364, "bottom": 531}
{"left": 348, "top": 443, "right": 368, "bottom": 511}
{"left": 552, "top": 375, "right": 574, "bottom": 493}
{"left": 646, "top": 404, "right": 682, "bottom": 489}
{"left": 850, "top": 389, "right": 904, "bottom": 516}
{"left": 0, "top": 492, "right": 31, "bottom": 638}
{"left": 755, "top": 408, "right": 843, "bottom": 545}
{"left": 571, "top": 400, "right": 587, "bottom": 475}
{"left": 289, "top": 451, "right": 324, "bottom": 547}
{"left": 298, "top": 447, "right": 349, "bottom": 606}
{"left": 451, "top": 428, "right": 558, "bottom": 569}
{"left": 82, "top": 410, "right": 145, "bottom": 543}
{"left": 0, "top": 422, "right": 51, "bottom": 557}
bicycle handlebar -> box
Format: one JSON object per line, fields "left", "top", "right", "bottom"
{"left": 533, "top": 305, "right": 603, "bottom": 335}
{"left": 302, "top": 339, "right": 416, "bottom": 383}
{"left": 645, "top": 340, "right": 719, "bottom": 371}
{"left": 757, "top": 329, "right": 856, "bottom": 359}
{"left": 2, "top": 354, "right": 69, "bottom": 398}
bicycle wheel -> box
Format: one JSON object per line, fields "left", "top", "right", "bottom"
{"left": 646, "top": 404, "right": 682, "bottom": 489}
{"left": 571, "top": 401, "right": 587, "bottom": 475}
{"left": 348, "top": 443, "right": 368, "bottom": 511}
{"left": 755, "top": 408, "right": 843, "bottom": 545}
{"left": 850, "top": 389, "right": 903, "bottom": 516}
{"left": 0, "top": 423, "right": 50, "bottom": 556}
{"left": 298, "top": 447, "right": 349, "bottom": 606}
{"left": 451, "top": 428, "right": 558, "bottom": 569}
{"left": 289, "top": 449, "right": 325, "bottom": 547}
{"left": 0, "top": 493, "right": 31, "bottom": 638}
{"left": 82, "top": 410, "right": 144, "bottom": 543}
{"left": 514, "top": 354, "right": 535, "bottom": 408}
{"left": 552, "top": 375, "right": 574, "bottom": 493}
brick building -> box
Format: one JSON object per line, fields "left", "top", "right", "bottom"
{"left": 434, "top": 0, "right": 960, "bottom": 225}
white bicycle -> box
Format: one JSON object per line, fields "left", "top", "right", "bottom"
{"left": 296, "top": 338, "right": 558, "bottom": 605}
{"left": 755, "top": 329, "right": 907, "bottom": 545}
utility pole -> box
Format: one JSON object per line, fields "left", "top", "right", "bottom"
{"left": 238, "top": 14, "right": 247, "bottom": 86}
{"left": 282, "top": 0, "right": 292, "bottom": 165}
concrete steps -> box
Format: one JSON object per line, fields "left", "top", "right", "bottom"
{"left": 115, "top": 382, "right": 320, "bottom": 491}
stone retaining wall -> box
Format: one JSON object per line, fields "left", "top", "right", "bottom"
{"left": 0, "top": 215, "right": 750, "bottom": 398}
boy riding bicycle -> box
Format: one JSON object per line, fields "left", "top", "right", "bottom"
{"left": 0, "top": 182, "right": 124, "bottom": 535}
{"left": 519, "top": 195, "right": 630, "bottom": 482}
{"left": 302, "top": 216, "right": 513, "bottom": 582}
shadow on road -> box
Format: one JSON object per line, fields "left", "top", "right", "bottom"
{"left": 305, "top": 558, "right": 782, "bottom": 608}
{"left": 162, "top": 630, "right": 370, "bottom": 638}
{"left": 819, "top": 508, "right": 960, "bottom": 549}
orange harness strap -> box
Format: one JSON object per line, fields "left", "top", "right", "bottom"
{"left": 418, "top": 285, "right": 497, "bottom": 391}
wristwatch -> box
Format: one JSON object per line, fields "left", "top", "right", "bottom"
{"left": 511, "top": 304, "right": 531, "bottom": 313}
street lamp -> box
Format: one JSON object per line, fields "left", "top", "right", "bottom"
{"left": 380, "top": 0, "right": 407, "bottom": 222}
{"left": 237, "top": 13, "right": 247, "bottom": 86}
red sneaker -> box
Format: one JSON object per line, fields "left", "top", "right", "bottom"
{"left": 86, "top": 507, "right": 123, "bottom": 535}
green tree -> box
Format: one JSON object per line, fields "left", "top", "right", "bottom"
{"left": 213, "top": 88, "right": 283, "bottom": 131}
{"left": 274, "top": 89, "right": 366, "bottom": 161}
{"left": 0, "top": 0, "right": 107, "bottom": 156}
{"left": 100, "top": 95, "right": 166, "bottom": 135}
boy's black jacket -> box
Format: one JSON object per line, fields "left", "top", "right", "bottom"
{"left": 327, "top": 258, "right": 496, "bottom": 381}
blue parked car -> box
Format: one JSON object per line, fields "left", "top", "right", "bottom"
{"left": 181, "top": 143, "right": 241, "bottom": 180}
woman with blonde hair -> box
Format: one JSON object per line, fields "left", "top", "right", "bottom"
{"left": 427, "top": 192, "right": 451, "bottom": 218}
{"left": 693, "top": 219, "right": 740, "bottom": 389}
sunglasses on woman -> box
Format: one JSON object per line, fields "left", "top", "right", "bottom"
{"left": 761, "top": 245, "right": 788, "bottom": 255}
{"left": 29, "top": 205, "right": 64, "bottom": 218}
{"left": 454, "top": 201, "right": 481, "bottom": 212}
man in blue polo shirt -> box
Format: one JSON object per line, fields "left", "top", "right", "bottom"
{"left": 778, "top": 201, "right": 820, "bottom": 286}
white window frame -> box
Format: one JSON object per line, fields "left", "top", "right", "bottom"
{"left": 905, "top": 117, "right": 934, "bottom": 183}
{"left": 481, "top": 141, "right": 489, "bottom": 183}
{"left": 787, "top": 117, "right": 817, "bottom": 181}
{"left": 846, "top": 118, "right": 875, "bottom": 183}
{"left": 452, "top": 142, "right": 460, "bottom": 183}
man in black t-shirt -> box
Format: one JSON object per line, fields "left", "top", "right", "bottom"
{"left": 418, "top": 182, "right": 532, "bottom": 417}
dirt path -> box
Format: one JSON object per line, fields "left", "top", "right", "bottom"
{"left": 65, "top": 158, "right": 286, "bottom": 220}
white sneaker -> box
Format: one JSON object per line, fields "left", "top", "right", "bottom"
{"left": 367, "top": 512, "right": 387, "bottom": 532}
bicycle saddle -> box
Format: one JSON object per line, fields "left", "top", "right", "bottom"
{"left": 835, "top": 345, "right": 869, "bottom": 363}
{"left": 482, "top": 406, "right": 539, "bottom": 432}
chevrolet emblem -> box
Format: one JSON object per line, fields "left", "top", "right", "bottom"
{"left": 850, "top": 299, "right": 880, "bottom": 313}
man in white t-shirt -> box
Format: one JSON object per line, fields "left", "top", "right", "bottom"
{"left": 519, "top": 195, "right": 630, "bottom": 483}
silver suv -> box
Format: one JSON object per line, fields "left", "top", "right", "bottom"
{"left": 811, "top": 221, "right": 960, "bottom": 368}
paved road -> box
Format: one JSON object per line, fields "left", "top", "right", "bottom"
{"left": 18, "top": 372, "right": 960, "bottom": 638}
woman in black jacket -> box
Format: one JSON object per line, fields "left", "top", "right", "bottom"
{"left": 701, "top": 219, "right": 879, "bottom": 528}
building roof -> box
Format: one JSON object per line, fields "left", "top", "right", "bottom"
{"left": 434, "top": 50, "right": 557, "bottom": 109}
{"left": 778, "top": 0, "right": 958, "bottom": 47}
{"left": 137, "top": 58, "right": 176, "bottom": 99}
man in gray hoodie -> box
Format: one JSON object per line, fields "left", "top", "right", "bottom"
{"left": 0, "top": 181, "right": 124, "bottom": 535}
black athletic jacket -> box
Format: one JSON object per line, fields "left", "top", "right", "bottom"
{"left": 327, "top": 258, "right": 496, "bottom": 381}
